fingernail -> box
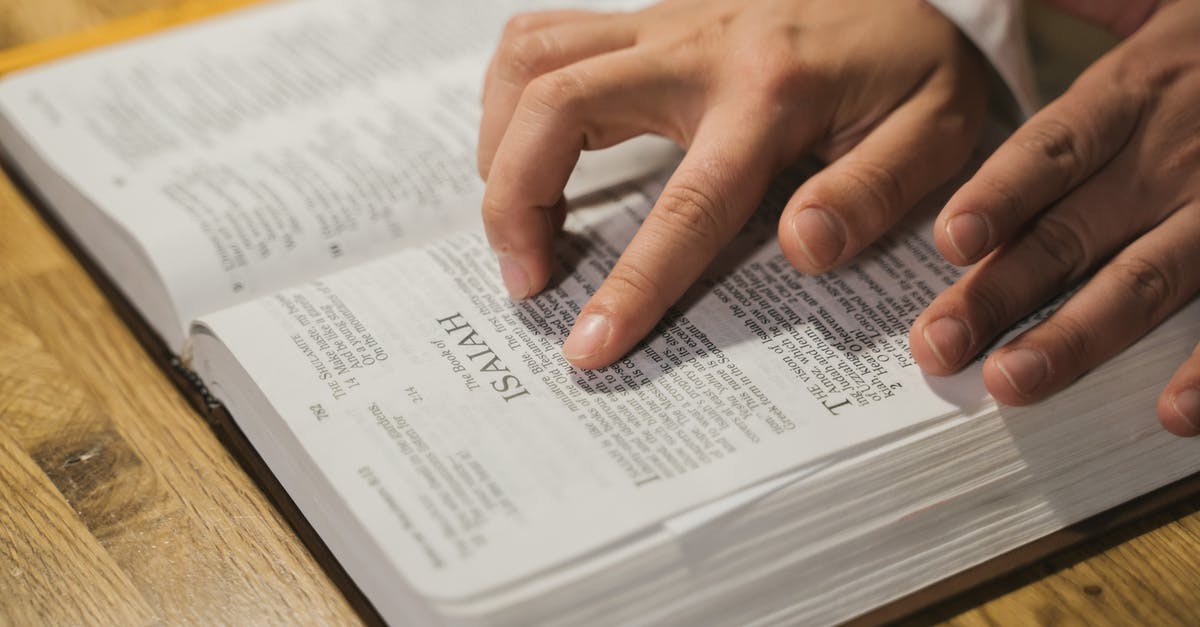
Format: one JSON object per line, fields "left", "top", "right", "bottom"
{"left": 563, "top": 313, "right": 611, "bottom": 362}
{"left": 995, "top": 348, "right": 1048, "bottom": 397}
{"left": 498, "top": 255, "right": 530, "bottom": 300}
{"left": 1171, "top": 389, "right": 1200, "bottom": 432}
{"left": 792, "top": 207, "right": 846, "bottom": 271}
{"left": 922, "top": 317, "right": 972, "bottom": 370}
{"left": 945, "top": 213, "right": 990, "bottom": 262}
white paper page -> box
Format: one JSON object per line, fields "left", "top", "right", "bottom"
{"left": 0, "top": 0, "right": 673, "bottom": 342}
{"left": 194, "top": 170, "right": 988, "bottom": 601}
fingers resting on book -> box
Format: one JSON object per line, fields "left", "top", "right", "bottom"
{"left": 911, "top": 0, "right": 1200, "bottom": 434}
{"left": 478, "top": 0, "right": 986, "bottom": 368}
{"left": 477, "top": 0, "right": 1200, "bottom": 436}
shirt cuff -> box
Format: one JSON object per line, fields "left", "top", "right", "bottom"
{"left": 926, "top": 0, "right": 1040, "bottom": 118}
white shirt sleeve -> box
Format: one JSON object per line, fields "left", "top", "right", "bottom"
{"left": 926, "top": 0, "right": 1040, "bottom": 117}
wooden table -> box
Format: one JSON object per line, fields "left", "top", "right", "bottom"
{"left": 0, "top": 1, "right": 1198, "bottom": 625}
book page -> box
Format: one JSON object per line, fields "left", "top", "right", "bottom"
{"left": 193, "top": 170, "right": 989, "bottom": 601}
{"left": 0, "top": 0, "right": 674, "bottom": 343}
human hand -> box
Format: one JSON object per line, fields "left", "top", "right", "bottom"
{"left": 1040, "top": 0, "right": 1158, "bottom": 37}
{"left": 478, "top": 0, "right": 987, "bottom": 368}
{"left": 911, "top": 0, "right": 1200, "bottom": 435}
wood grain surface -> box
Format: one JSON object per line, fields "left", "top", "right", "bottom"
{"left": 0, "top": 1, "right": 1197, "bottom": 625}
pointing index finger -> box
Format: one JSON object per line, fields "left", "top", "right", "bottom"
{"left": 561, "top": 103, "right": 796, "bottom": 369}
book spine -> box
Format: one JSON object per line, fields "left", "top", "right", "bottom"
{"left": 170, "top": 356, "right": 224, "bottom": 416}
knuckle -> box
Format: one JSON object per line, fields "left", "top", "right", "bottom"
{"left": 1107, "top": 256, "right": 1176, "bottom": 313}
{"left": 977, "top": 175, "right": 1028, "bottom": 222}
{"left": 931, "top": 104, "right": 983, "bottom": 164}
{"left": 720, "top": 22, "right": 811, "bottom": 101}
{"left": 1142, "top": 63, "right": 1186, "bottom": 96}
{"left": 669, "top": 13, "right": 733, "bottom": 56}
{"left": 526, "top": 69, "right": 586, "bottom": 115}
{"left": 932, "top": 97, "right": 977, "bottom": 137}
{"left": 604, "top": 263, "right": 665, "bottom": 307}
{"left": 961, "top": 281, "right": 1016, "bottom": 333}
{"left": 651, "top": 184, "right": 726, "bottom": 245}
{"left": 736, "top": 43, "right": 809, "bottom": 100}
{"left": 502, "top": 13, "right": 544, "bottom": 38}
{"left": 496, "top": 31, "right": 558, "bottom": 83}
{"left": 1018, "top": 118, "right": 1084, "bottom": 181}
{"left": 480, "top": 196, "right": 508, "bottom": 230}
{"left": 1163, "top": 133, "right": 1200, "bottom": 177}
{"left": 836, "top": 161, "right": 906, "bottom": 230}
{"left": 1024, "top": 215, "right": 1090, "bottom": 280}
{"left": 1038, "top": 313, "right": 1094, "bottom": 370}
{"left": 1109, "top": 51, "right": 1183, "bottom": 97}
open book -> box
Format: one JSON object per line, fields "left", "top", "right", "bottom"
{"left": 2, "top": 0, "right": 1198, "bottom": 624}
